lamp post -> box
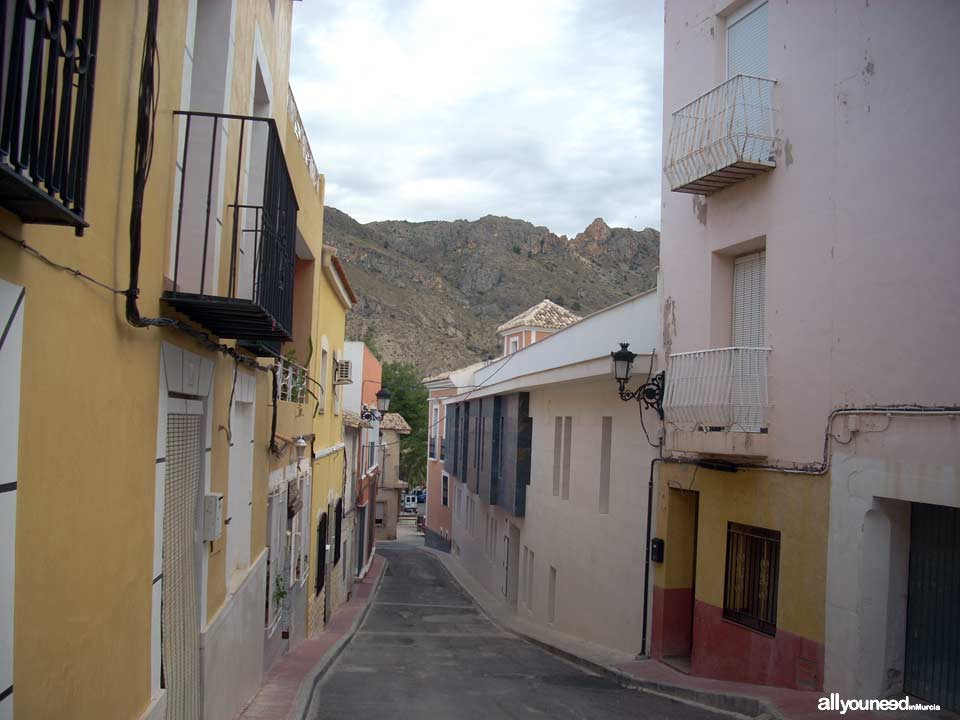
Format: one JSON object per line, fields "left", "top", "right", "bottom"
{"left": 361, "top": 387, "right": 392, "bottom": 422}
{"left": 610, "top": 342, "right": 665, "bottom": 419}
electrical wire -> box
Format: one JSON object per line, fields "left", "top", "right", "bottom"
{"left": 0, "top": 230, "right": 128, "bottom": 295}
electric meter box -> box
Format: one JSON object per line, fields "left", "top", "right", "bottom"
{"left": 203, "top": 493, "right": 224, "bottom": 542}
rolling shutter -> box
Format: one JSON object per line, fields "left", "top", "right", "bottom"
{"left": 727, "top": 2, "right": 768, "bottom": 78}
{"left": 732, "top": 252, "right": 766, "bottom": 347}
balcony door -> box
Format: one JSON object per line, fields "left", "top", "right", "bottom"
{"left": 727, "top": 1, "right": 769, "bottom": 160}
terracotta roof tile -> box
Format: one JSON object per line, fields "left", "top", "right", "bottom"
{"left": 496, "top": 299, "right": 582, "bottom": 333}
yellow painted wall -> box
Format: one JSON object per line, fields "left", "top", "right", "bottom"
{"left": 0, "top": 0, "right": 323, "bottom": 716}
{"left": 656, "top": 463, "right": 829, "bottom": 643}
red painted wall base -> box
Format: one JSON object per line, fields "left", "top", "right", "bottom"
{"left": 691, "top": 600, "right": 824, "bottom": 691}
{"left": 651, "top": 585, "right": 694, "bottom": 658}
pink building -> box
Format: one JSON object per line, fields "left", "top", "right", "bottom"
{"left": 658, "top": 0, "right": 960, "bottom": 705}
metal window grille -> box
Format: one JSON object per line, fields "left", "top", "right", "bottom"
{"left": 429, "top": 437, "right": 436, "bottom": 459}
{"left": 442, "top": 476, "right": 449, "bottom": 507}
{"left": 333, "top": 499, "right": 343, "bottom": 565}
{"left": 315, "top": 512, "right": 327, "bottom": 596}
{"left": 162, "top": 414, "right": 203, "bottom": 720}
{"left": 276, "top": 357, "right": 307, "bottom": 403}
{"left": 723, "top": 522, "right": 780, "bottom": 636}
{"left": 375, "top": 501, "right": 385, "bottom": 525}
{"left": 0, "top": 0, "right": 101, "bottom": 232}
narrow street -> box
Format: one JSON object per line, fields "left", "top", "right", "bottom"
{"left": 308, "top": 545, "right": 722, "bottom": 720}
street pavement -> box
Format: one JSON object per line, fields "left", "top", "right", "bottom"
{"left": 308, "top": 544, "right": 723, "bottom": 720}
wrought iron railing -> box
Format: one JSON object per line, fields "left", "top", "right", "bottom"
{"left": 664, "top": 74, "right": 777, "bottom": 194}
{"left": 276, "top": 357, "right": 307, "bottom": 404}
{"left": 165, "top": 111, "right": 298, "bottom": 343}
{"left": 664, "top": 347, "right": 771, "bottom": 432}
{"left": 0, "top": 0, "right": 101, "bottom": 232}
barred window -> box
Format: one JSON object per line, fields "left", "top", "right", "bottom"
{"left": 723, "top": 522, "right": 780, "bottom": 636}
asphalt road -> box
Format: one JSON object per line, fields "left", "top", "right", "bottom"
{"left": 308, "top": 544, "right": 722, "bottom": 720}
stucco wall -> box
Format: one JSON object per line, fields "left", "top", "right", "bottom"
{"left": 426, "top": 388, "right": 456, "bottom": 540}
{"left": 660, "top": 0, "right": 960, "bottom": 466}
{"left": 452, "top": 378, "right": 658, "bottom": 655}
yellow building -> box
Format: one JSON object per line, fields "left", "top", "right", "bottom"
{"left": 0, "top": 2, "right": 354, "bottom": 719}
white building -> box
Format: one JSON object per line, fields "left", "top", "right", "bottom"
{"left": 444, "top": 291, "right": 662, "bottom": 655}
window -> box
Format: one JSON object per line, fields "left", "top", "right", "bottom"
{"left": 726, "top": 2, "right": 770, "bottom": 165}
{"left": 333, "top": 499, "right": 343, "bottom": 565}
{"left": 561, "top": 417, "right": 572, "bottom": 499}
{"left": 733, "top": 251, "right": 766, "bottom": 346}
{"left": 432, "top": 404, "right": 440, "bottom": 437}
{"left": 319, "top": 348, "right": 329, "bottom": 414}
{"left": 442, "top": 475, "right": 449, "bottom": 506}
{"left": 375, "top": 501, "right": 385, "bottom": 525}
{"left": 599, "top": 417, "right": 612, "bottom": 514}
{"left": 548, "top": 566, "right": 558, "bottom": 623}
{"left": 552, "top": 417, "right": 562, "bottom": 496}
{"left": 727, "top": 1, "right": 768, "bottom": 79}
{"left": 315, "top": 512, "right": 328, "bottom": 596}
{"left": 723, "top": 522, "right": 780, "bottom": 636}
{"left": 509, "top": 337, "right": 519, "bottom": 354}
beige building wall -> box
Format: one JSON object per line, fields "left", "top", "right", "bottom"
{"left": 453, "top": 377, "right": 657, "bottom": 656}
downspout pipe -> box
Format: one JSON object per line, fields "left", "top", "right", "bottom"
{"left": 640, "top": 456, "right": 660, "bottom": 658}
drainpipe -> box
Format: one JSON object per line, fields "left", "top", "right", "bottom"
{"left": 640, "top": 456, "right": 660, "bottom": 658}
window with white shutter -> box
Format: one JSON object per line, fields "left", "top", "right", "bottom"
{"left": 732, "top": 251, "right": 766, "bottom": 347}
{"left": 727, "top": 1, "right": 768, "bottom": 79}
{"left": 727, "top": 1, "right": 769, "bottom": 159}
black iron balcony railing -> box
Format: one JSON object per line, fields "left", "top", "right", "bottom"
{"left": 428, "top": 437, "right": 436, "bottom": 459}
{"left": 163, "top": 111, "right": 298, "bottom": 352}
{"left": 0, "top": 0, "right": 101, "bottom": 234}
{"left": 440, "top": 438, "right": 446, "bottom": 460}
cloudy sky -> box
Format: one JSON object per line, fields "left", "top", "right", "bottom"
{"left": 289, "top": 1, "right": 663, "bottom": 238}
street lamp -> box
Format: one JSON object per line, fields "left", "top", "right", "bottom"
{"left": 610, "top": 342, "right": 665, "bottom": 419}
{"left": 294, "top": 436, "right": 308, "bottom": 461}
{"left": 361, "top": 387, "right": 392, "bottom": 422}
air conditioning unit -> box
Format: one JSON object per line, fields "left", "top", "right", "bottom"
{"left": 333, "top": 359, "right": 353, "bottom": 385}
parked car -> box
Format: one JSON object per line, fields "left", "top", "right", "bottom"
{"left": 402, "top": 494, "right": 418, "bottom": 512}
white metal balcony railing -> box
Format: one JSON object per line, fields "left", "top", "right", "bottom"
{"left": 286, "top": 88, "right": 321, "bottom": 193}
{"left": 664, "top": 74, "right": 777, "bottom": 195}
{"left": 663, "top": 347, "right": 771, "bottom": 433}
{"left": 276, "top": 357, "right": 308, "bottom": 404}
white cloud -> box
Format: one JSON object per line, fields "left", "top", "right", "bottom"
{"left": 290, "top": 0, "right": 663, "bottom": 237}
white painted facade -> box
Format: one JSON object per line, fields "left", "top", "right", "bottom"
{"left": 450, "top": 292, "right": 660, "bottom": 656}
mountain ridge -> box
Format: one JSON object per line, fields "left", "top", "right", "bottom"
{"left": 324, "top": 207, "right": 659, "bottom": 375}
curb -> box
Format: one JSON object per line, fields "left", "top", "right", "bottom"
{"left": 290, "top": 558, "right": 387, "bottom": 720}
{"left": 422, "top": 546, "right": 782, "bottom": 720}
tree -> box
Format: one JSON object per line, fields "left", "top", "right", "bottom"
{"left": 380, "top": 361, "right": 429, "bottom": 487}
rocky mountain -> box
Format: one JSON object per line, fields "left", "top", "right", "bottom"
{"left": 324, "top": 207, "right": 659, "bottom": 376}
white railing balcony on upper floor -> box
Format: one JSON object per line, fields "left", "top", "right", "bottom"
{"left": 664, "top": 75, "right": 778, "bottom": 195}
{"left": 276, "top": 357, "right": 308, "bottom": 404}
{"left": 664, "top": 346, "right": 771, "bottom": 433}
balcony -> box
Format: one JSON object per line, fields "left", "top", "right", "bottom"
{"left": 276, "top": 357, "right": 307, "bottom": 404}
{"left": 163, "top": 112, "right": 298, "bottom": 353}
{"left": 0, "top": 0, "right": 101, "bottom": 233}
{"left": 664, "top": 75, "right": 777, "bottom": 195}
{"left": 663, "top": 347, "right": 771, "bottom": 457}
